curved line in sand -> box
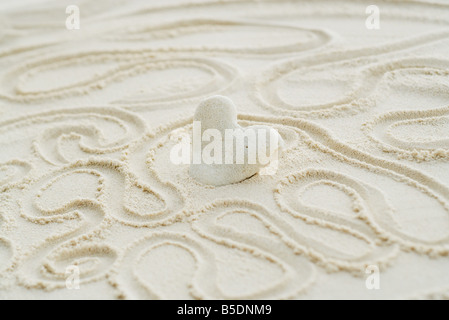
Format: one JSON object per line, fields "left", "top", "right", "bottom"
{"left": 14, "top": 158, "right": 186, "bottom": 290}
{"left": 363, "top": 106, "right": 449, "bottom": 161}
{"left": 190, "top": 200, "right": 317, "bottom": 299}
{"left": 0, "top": 54, "right": 240, "bottom": 104}
{"left": 0, "top": 107, "right": 148, "bottom": 165}
{"left": 254, "top": 54, "right": 449, "bottom": 118}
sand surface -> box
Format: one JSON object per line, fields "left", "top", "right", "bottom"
{"left": 1, "top": 0, "right": 449, "bottom": 299}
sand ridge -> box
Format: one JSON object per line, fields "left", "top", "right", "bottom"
{"left": 1, "top": 0, "right": 449, "bottom": 299}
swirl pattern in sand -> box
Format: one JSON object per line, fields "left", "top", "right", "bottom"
{"left": 1, "top": 0, "right": 449, "bottom": 299}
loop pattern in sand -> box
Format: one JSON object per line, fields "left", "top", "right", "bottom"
{"left": 1, "top": 0, "right": 449, "bottom": 299}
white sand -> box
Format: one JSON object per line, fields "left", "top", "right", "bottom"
{"left": 1, "top": 0, "right": 449, "bottom": 299}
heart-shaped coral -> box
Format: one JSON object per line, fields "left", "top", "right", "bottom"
{"left": 189, "top": 96, "right": 284, "bottom": 186}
